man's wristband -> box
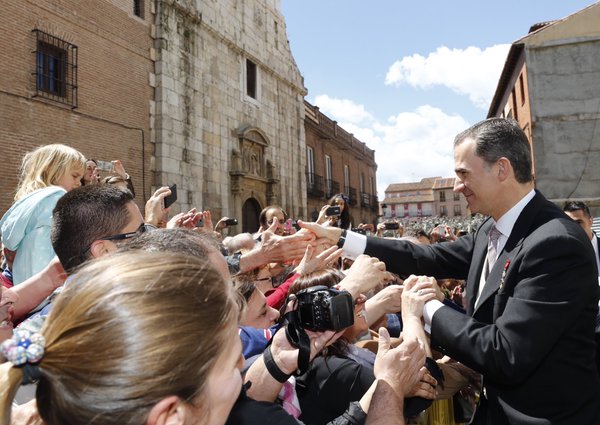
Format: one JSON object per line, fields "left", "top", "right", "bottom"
{"left": 263, "top": 345, "right": 292, "bottom": 383}
{"left": 337, "top": 229, "right": 347, "bottom": 249}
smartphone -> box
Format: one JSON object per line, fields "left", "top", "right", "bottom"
{"left": 195, "top": 217, "right": 204, "bottom": 227}
{"left": 351, "top": 227, "right": 366, "bottom": 235}
{"left": 325, "top": 206, "right": 341, "bottom": 216}
{"left": 224, "top": 218, "right": 238, "bottom": 227}
{"left": 163, "top": 183, "right": 177, "bottom": 208}
{"left": 384, "top": 222, "right": 400, "bottom": 230}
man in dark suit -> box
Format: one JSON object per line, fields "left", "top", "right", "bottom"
{"left": 563, "top": 200, "right": 600, "bottom": 375}
{"left": 301, "top": 118, "right": 600, "bottom": 424}
{"left": 563, "top": 201, "right": 600, "bottom": 274}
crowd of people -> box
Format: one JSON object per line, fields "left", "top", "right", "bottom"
{"left": 0, "top": 117, "right": 599, "bottom": 425}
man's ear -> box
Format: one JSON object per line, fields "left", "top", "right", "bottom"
{"left": 146, "top": 396, "right": 189, "bottom": 425}
{"left": 497, "top": 157, "right": 511, "bottom": 181}
{"left": 89, "top": 240, "right": 111, "bottom": 259}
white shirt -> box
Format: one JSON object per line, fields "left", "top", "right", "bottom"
{"left": 340, "top": 190, "right": 537, "bottom": 332}
{"left": 591, "top": 235, "right": 600, "bottom": 277}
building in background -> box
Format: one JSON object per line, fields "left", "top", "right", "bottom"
{"left": 153, "top": 0, "right": 307, "bottom": 233}
{"left": 304, "top": 101, "right": 379, "bottom": 226}
{"left": 0, "top": 0, "right": 154, "bottom": 213}
{"left": 382, "top": 176, "right": 468, "bottom": 219}
{"left": 1, "top": 0, "right": 379, "bottom": 234}
{"left": 488, "top": 2, "right": 600, "bottom": 215}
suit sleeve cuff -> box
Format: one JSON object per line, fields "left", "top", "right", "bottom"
{"left": 340, "top": 230, "right": 367, "bottom": 260}
{"left": 422, "top": 299, "right": 445, "bottom": 334}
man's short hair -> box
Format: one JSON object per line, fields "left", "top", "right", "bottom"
{"left": 51, "top": 184, "right": 134, "bottom": 273}
{"left": 563, "top": 201, "right": 592, "bottom": 218}
{"left": 120, "top": 228, "right": 219, "bottom": 258}
{"left": 455, "top": 118, "right": 533, "bottom": 184}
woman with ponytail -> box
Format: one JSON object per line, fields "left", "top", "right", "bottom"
{"left": 0, "top": 251, "right": 242, "bottom": 425}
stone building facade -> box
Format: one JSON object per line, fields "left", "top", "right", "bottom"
{"left": 0, "top": 0, "right": 154, "bottom": 214}
{"left": 152, "top": 0, "right": 307, "bottom": 233}
{"left": 304, "top": 101, "right": 379, "bottom": 226}
{"left": 488, "top": 3, "right": 600, "bottom": 214}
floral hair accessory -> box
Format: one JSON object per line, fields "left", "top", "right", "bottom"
{"left": 1, "top": 329, "right": 46, "bottom": 366}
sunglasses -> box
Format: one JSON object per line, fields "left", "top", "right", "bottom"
{"left": 81, "top": 223, "right": 154, "bottom": 256}
{"left": 98, "top": 223, "right": 154, "bottom": 242}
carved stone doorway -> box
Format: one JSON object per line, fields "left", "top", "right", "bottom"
{"left": 242, "top": 197, "right": 261, "bottom": 234}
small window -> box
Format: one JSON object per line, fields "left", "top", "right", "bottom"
{"left": 307, "top": 147, "right": 315, "bottom": 184}
{"left": 511, "top": 88, "right": 518, "bottom": 121}
{"left": 134, "top": 0, "right": 144, "bottom": 18}
{"left": 453, "top": 192, "right": 460, "bottom": 201}
{"left": 33, "top": 30, "right": 77, "bottom": 108}
{"left": 36, "top": 42, "right": 66, "bottom": 97}
{"left": 246, "top": 59, "right": 257, "bottom": 99}
{"left": 454, "top": 205, "right": 462, "bottom": 216}
{"left": 439, "top": 191, "right": 446, "bottom": 202}
{"left": 519, "top": 74, "right": 526, "bottom": 106}
{"left": 344, "top": 165, "right": 350, "bottom": 192}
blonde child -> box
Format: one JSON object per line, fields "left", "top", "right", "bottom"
{"left": 0, "top": 144, "right": 85, "bottom": 286}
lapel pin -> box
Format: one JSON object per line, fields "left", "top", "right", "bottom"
{"left": 500, "top": 259, "right": 510, "bottom": 289}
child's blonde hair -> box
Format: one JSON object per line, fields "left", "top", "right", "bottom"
{"left": 14, "top": 144, "right": 86, "bottom": 201}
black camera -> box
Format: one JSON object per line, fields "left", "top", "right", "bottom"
{"left": 295, "top": 285, "right": 354, "bottom": 332}
{"left": 351, "top": 227, "right": 366, "bottom": 235}
{"left": 384, "top": 222, "right": 400, "bottom": 230}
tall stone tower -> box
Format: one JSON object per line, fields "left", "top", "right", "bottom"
{"left": 152, "top": 0, "right": 307, "bottom": 233}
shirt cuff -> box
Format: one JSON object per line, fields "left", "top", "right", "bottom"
{"left": 422, "top": 299, "right": 444, "bottom": 334}
{"left": 341, "top": 230, "right": 367, "bottom": 260}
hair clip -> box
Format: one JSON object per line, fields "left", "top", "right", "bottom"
{"left": 1, "top": 329, "right": 45, "bottom": 366}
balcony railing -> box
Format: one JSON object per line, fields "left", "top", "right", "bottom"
{"left": 306, "top": 172, "right": 324, "bottom": 198}
{"left": 347, "top": 187, "right": 357, "bottom": 206}
{"left": 371, "top": 195, "right": 379, "bottom": 212}
{"left": 360, "top": 192, "right": 371, "bottom": 208}
{"left": 324, "top": 179, "right": 340, "bottom": 199}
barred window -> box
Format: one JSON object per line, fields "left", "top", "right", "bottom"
{"left": 134, "top": 0, "right": 144, "bottom": 18}
{"left": 33, "top": 30, "right": 78, "bottom": 108}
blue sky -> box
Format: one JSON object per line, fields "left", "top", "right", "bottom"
{"left": 281, "top": 0, "right": 597, "bottom": 198}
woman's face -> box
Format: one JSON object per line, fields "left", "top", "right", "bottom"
{"left": 241, "top": 288, "right": 280, "bottom": 329}
{"left": 194, "top": 323, "right": 243, "bottom": 425}
{"left": 0, "top": 286, "right": 18, "bottom": 342}
{"left": 84, "top": 161, "right": 97, "bottom": 180}
{"left": 334, "top": 197, "right": 345, "bottom": 212}
{"left": 342, "top": 294, "right": 368, "bottom": 342}
{"left": 56, "top": 166, "right": 84, "bottom": 192}
{"left": 254, "top": 266, "right": 273, "bottom": 294}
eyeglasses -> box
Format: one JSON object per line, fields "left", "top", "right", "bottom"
{"left": 81, "top": 223, "right": 155, "bottom": 256}
{"left": 98, "top": 223, "right": 154, "bottom": 242}
{"left": 255, "top": 276, "right": 274, "bottom": 287}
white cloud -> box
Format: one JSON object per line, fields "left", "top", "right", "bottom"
{"left": 314, "top": 95, "right": 375, "bottom": 124}
{"left": 313, "top": 95, "right": 470, "bottom": 200}
{"left": 385, "top": 44, "right": 510, "bottom": 109}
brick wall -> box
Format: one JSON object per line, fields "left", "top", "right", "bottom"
{"left": 0, "top": 0, "right": 153, "bottom": 214}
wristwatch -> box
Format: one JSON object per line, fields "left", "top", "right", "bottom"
{"left": 336, "top": 229, "right": 347, "bottom": 249}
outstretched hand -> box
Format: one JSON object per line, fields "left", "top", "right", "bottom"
{"left": 294, "top": 245, "right": 343, "bottom": 276}
{"left": 374, "top": 327, "right": 426, "bottom": 399}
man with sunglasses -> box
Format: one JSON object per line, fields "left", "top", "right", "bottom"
{"left": 17, "top": 185, "right": 148, "bottom": 335}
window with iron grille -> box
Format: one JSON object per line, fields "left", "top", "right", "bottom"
{"left": 134, "top": 0, "right": 144, "bottom": 18}
{"left": 33, "top": 30, "right": 78, "bottom": 108}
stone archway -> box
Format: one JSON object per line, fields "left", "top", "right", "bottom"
{"left": 242, "top": 197, "right": 261, "bottom": 234}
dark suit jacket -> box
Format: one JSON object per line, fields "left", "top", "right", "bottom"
{"left": 364, "top": 191, "right": 600, "bottom": 425}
